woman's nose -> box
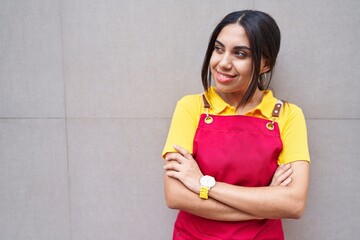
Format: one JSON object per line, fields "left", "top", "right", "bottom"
{"left": 219, "top": 53, "right": 232, "bottom": 69}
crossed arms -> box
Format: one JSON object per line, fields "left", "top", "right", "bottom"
{"left": 164, "top": 145, "right": 310, "bottom": 221}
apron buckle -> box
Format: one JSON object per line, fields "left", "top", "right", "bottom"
{"left": 204, "top": 105, "right": 213, "bottom": 124}
{"left": 266, "top": 121, "right": 275, "bottom": 130}
{"left": 205, "top": 116, "right": 213, "bottom": 124}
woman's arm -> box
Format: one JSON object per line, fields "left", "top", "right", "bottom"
{"left": 165, "top": 145, "right": 308, "bottom": 220}
{"left": 164, "top": 149, "right": 294, "bottom": 221}
{"left": 164, "top": 173, "right": 262, "bottom": 221}
{"left": 209, "top": 160, "right": 309, "bottom": 219}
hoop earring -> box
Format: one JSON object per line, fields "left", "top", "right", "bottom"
{"left": 258, "top": 72, "right": 268, "bottom": 90}
{"left": 258, "top": 73, "right": 267, "bottom": 84}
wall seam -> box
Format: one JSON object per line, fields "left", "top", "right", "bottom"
{"left": 58, "top": 0, "right": 73, "bottom": 239}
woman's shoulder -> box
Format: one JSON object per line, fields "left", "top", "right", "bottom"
{"left": 174, "top": 93, "right": 204, "bottom": 125}
{"left": 177, "top": 93, "right": 204, "bottom": 110}
{"left": 282, "top": 101, "right": 304, "bottom": 116}
{"left": 280, "top": 101, "right": 306, "bottom": 125}
{"left": 178, "top": 93, "right": 203, "bottom": 103}
{"left": 263, "top": 90, "right": 305, "bottom": 120}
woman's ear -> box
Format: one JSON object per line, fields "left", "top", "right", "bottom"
{"left": 260, "top": 58, "right": 271, "bottom": 74}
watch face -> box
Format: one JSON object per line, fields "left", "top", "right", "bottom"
{"left": 200, "top": 176, "right": 215, "bottom": 188}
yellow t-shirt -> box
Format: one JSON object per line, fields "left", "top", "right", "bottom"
{"left": 162, "top": 87, "right": 310, "bottom": 165}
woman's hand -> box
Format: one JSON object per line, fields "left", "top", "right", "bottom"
{"left": 164, "top": 145, "right": 203, "bottom": 194}
{"left": 270, "top": 163, "right": 293, "bottom": 186}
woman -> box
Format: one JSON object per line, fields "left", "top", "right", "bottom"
{"left": 162, "top": 10, "right": 310, "bottom": 240}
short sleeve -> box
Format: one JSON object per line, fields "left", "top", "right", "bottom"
{"left": 162, "top": 95, "right": 202, "bottom": 158}
{"left": 278, "top": 104, "right": 311, "bottom": 165}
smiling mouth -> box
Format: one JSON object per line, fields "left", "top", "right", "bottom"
{"left": 216, "top": 71, "right": 236, "bottom": 82}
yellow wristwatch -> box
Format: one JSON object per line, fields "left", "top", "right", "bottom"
{"left": 199, "top": 175, "right": 216, "bottom": 199}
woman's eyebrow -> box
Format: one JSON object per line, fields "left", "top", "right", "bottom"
{"left": 215, "top": 40, "right": 252, "bottom": 51}
{"left": 234, "top": 46, "right": 252, "bottom": 51}
{"left": 215, "top": 40, "right": 225, "bottom": 47}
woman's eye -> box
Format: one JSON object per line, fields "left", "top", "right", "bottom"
{"left": 235, "top": 51, "right": 247, "bottom": 57}
{"left": 214, "top": 46, "right": 224, "bottom": 53}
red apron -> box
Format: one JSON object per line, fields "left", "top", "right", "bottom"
{"left": 173, "top": 97, "right": 284, "bottom": 240}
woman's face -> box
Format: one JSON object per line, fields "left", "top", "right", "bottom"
{"left": 210, "top": 24, "right": 253, "bottom": 96}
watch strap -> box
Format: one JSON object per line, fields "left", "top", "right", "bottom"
{"left": 199, "top": 186, "right": 209, "bottom": 199}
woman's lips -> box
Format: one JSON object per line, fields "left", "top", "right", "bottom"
{"left": 215, "top": 71, "right": 236, "bottom": 83}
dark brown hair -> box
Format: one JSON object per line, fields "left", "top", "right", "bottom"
{"left": 201, "top": 10, "right": 281, "bottom": 106}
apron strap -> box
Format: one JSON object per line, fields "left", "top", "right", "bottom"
{"left": 202, "top": 94, "right": 214, "bottom": 124}
{"left": 202, "top": 94, "right": 211, "bottom": 109}
{"left": 271, "top": 100, "right": 283, "bottom": 118}
{"left": 266, "top": 100, "right": 283, "bottom": 131}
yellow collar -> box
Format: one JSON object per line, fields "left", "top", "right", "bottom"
{"left": 204, "top": 86, "right": 278, "bottom": 119}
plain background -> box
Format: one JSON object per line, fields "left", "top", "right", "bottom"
{"left": 1, "top": 0, "right": 359, "bottom": 239}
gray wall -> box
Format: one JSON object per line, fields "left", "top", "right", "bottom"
{"left": 0, "top": 0, "right": 359, "bottom": 239}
